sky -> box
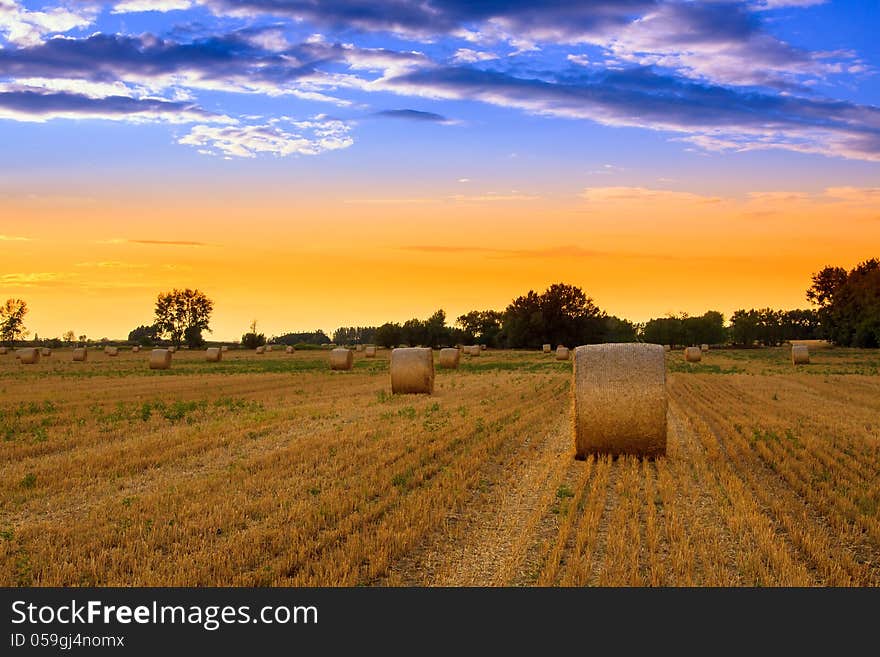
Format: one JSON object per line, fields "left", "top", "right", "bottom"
{"left": 1, "top": 0, "right": 879, "bottom": 341}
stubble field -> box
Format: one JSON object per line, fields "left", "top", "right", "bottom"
{"left": 1, "top": 346, "right": 878, "bottom": 586}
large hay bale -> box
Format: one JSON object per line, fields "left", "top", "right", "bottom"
{"left": 365, "top": 346, "right": 377, "bottom": 358}
{"left": 255, "top": 346, "right": 265, "bottom": 354}
{"left": 439, "top": 347, "right": 460, "bottom": 369}
{"left": 791, "top": 344, "right": 810, "bottom": 365}
{"left": 106, "top": 346, "right": 119, "bottom": 357}
{"left": 285, "top": 346, "right": 295, "bottom": 354}
{"left": 543, "top": 344, "right": 551, "bottom": 353}
{"left": 391, "top": 347, "right": 434, "bottom": 394}
{"left": 573, "top": 343, "right": 667, "bottom": 458}
{"left": 684, "top": 347, "right": 702, "bottom": 363}
{"left": 700, "top": 344, "right": 709, "bottom": 353}
{"left": 206, "top": 347, "right": 222, "bottom": 362}
{"left": 330, "top": 348, "right": 353, "bottom": 370}
{"left": 72, "top": 348, "right": 87, "bottom": 362}
{"left": 18, "top": 348, "right": 40, "bottom": 364}
{"left": 469, "top": 345, "right": 481, "bottom": 356}
{"left": 556, "top": 346, "right": 570, "bottom": 361}
{"left": 150, "top": 349, "right": 172, "bottom": 370}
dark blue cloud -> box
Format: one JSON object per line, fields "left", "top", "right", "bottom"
{"left": 372, "top": 109, "right": 449, "bottom": 122}
{"left": 0, "top": 89, "right": 209, "bottom": 118}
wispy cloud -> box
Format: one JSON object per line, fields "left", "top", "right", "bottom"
{"left": 128, "top": 239, "right": 209, "bottom": 246}
{"left": 0, "top": 234, "right": 32, "bottom": 241}
{"left": 372, "top": 109, "right": 451, "bottom": 123}
{"left": 179, "top": 117, "right": 352, "bottom": 158}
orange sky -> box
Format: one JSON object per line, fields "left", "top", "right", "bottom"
{"left": 2, "top": 185, "right": 878, "bottom": 341}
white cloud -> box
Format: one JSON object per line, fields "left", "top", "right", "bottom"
{"left": 112, "top": 0, "right": 194, "bottom": 14}
{"left": 179, "top": 117, "right": 353, "bottom": 158}
{"left": 452, "top": 48, "right": 499, "bottom": 64}
{"left": 0, "top": 0, "right": 95, "bottom": 47}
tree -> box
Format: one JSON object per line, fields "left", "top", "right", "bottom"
{"left": 374, "top": 322, "right": 402, "bottom": 349}
{"left": 456, "top": 310, "right": 504, "bottom": 347}
{"left": 503, "top": 283, "right": 606, "bottom": 348}
{"left": 78, "top": 334, "right": 87, "bottom": 343}
{"left": 274, "top": 330, "right": 331, "bottom": 346}
{"left": 154, "top": 288, "right": 214, "bottom": 347}
{"left": 128, "top": 324, "right": 161, "bottom": 346}
{"left": 63, "top": 330, "right": 76, "bottom": 343}
{"left": 0, "top": 298, "right": 28, "bottom": 346}
{"left": 806, "top": 259, "right": 880, "bottom": 347}
{"left": 241, "top": 331, "right": 266, "bottom": 349}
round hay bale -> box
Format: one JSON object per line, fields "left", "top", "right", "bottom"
{"left": 663, "top": 345, "right": 671, "bottom": 352}
{"left": 150, "top": 349, "right": 172, "bottom": 370}
{"left": 469, "top": 345, "right": 481, "bottom": 356}
{"left": 330, "top": 348, "right": 353, "bottom": 371}
{"left": 206, "top": 347, "right": 222, "bottom": 362}
{"left": 700, "top": 344, "right": 709, "bottom": 353}
{"left": 168, "top": 346, "right": 177, "bottom": 353}
{"left": 106, "top": 346, "right": 119, "bottom": 357}
{"left": 791, "top": 344, "right": 810, "bottom": 365}
{"left": 391, "top": 347, "right": 434, "bottom": 394}
{"left": 285, "top": 346, "right": 294, "bottom": 354}
{"left": 0, "top": 346, "right": 7, "bottom": 355}
{"left": 255, "top": 346, "right": 265, "bottom": 354}
{"left": 17, "top": 348, "right": 40, "bottom": 364}
{"left": 439, "top": 347, "right": 460, "bottom": 369}
{"left": 72, "top": 347, "right": 87, "bottom": 362}
{"left": 265, "top": 345, "right": 273, "bottom": 352}
{"left": 41, "top": 347, "right": 51, "bottom": 357}
{"left": 543, "top": 344, "right": 551, "bottom": 353}
{"left": 220, "top": 345, "right": 229, "bottom": 352}
{"left": 365, "top": 346, "right": 377, "bottom": 358}
{"left": 573, "top": 343, "right": 667, "bottom": 458}
{"left": 556, "top": 346, "right": 570, "bottom": 361}
{"left": 480, "top": 344, "right": 487, "bottom": 351}
{"left": 684, "top": 347, "right": 702, "bottom": 363}
{"left": 356, "top": 344, "right": 364, "bottom": 352}
{"left": 132, "top": 346, "right": 140, "bottom": 353}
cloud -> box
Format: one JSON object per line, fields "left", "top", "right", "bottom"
{"left": 399, "top": 245, "right": 607, "bottom": 258}
{"left": 179, "top": 117, "right": 353, "bottom": 158}
{"left": 74, "top": 261, "right": 149, "bottom": 268}
{"left": 0, "top": 272, "right": 71, "bottom": 286}
{"left": 383, "top": 66, "right": 880, "bottom": 161}
{"left": 128, "top": 239, "right": 209, "bottom": 246}
{"left": 372, "top": 109, "right": 450, "bottom": 123}
{"left": 0, "top": 234, "right": 31, "bottom": 241}
{"left": 582, "top": 186, "right": 722, "bottom": 204}
{"left": 112, "top": 0, "right": 195, "bottom": 14}
{"left": 0, "top": 0, "right": 95, "bottom": 47}
{"left": 452, "top": 49, "right": 499, "bottom": 64}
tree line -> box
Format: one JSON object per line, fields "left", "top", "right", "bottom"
{"left": 3, "top": 259, "right": 878, "bottom": 349}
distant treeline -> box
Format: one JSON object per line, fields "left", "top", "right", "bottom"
{"left": 7, "top": 260, "right": 876, "bottom": 349}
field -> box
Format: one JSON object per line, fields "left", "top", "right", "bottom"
{"left": 1, "top": 346, "right": 879, "bottom": 586}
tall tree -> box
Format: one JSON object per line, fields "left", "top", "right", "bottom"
{"left": 0, "top": 298, "right": 28, "bottom": 346}
{"left": 154, "top": 289, "right": 214, "bottom": 347}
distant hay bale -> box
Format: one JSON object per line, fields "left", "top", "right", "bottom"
{"left": 106, "top": 347, "right": 119, "bottom": 357}
{"left": 365, "top": 346, "right": 377, "bottom": 358}
{"left": 356, "top": 344, "right": 364, "bottom": 352}
{"left": 391, "top": 347, "right": 435, "bottom": 394}
{"left": 72, "top": 348, "right": 87, "bottom": 362}
{"left": 790, "top": 339, "right": 832, "bottom": 350}
{"left": 573, "top": 343, "right": 667, "bottom": 458}
{"left": 480, "top": 344, "right": 487, "bottom": 351}
{"left": 439, "top": 347, "right": 460, "bottom": 369}
{"left": 663, "top": 345, "right": 671, "bottom": 352}
{"left": 255, "top": 346, "right": 265, "bottom": 354}
{"left": 265, "top": 345, "right": 273, "bottom": 352}
{"left": 543, "top": 344, "right": 551, "bottom": 353}
{"left": 150, "top": 349, "right": 172, "bottom": 370}
{"left": 556, "top": 346, "right": 570, "bottom": 361}
{"left": 330, "top": 347, "right": 353, "bottom": 371}
{"left": 206, "top": 347, "right": 222, "bottom": 362}
{"left": 132, "top": 346, "right": 140, "bottom": 353}
{"left": 18, "top": 348, "right": 40, "bottom": 365}
{"left": 684, "top": 346, "right": 702, "bottom": 363}
{"left": 41, "top": 347, "right": 51, "bottom": 357}
{"left": 700, "top": 344, "right": 709, "bottom": 352}
{"left": 791, "top": 344, "right": 810, "bottom": 365}
{"left": 220, "top": 346, "right": 229, "bottom": 352}
{"left": 0, "top": 346, "right": 7, "bottom": 355}
{"left": 469, "top": 345, "right": 481, "bottom": 356}
{"left": 286, "top": 346, "right": 294, "bottom": 354}
{"left": 168, "top": 346, "right": 177, "bottom": 353}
